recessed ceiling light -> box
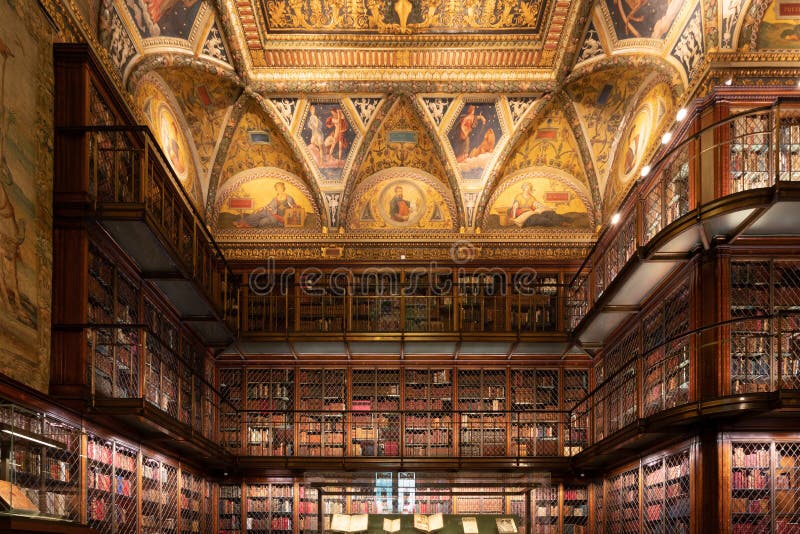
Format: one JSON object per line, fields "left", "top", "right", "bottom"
{"left": 641, "top": 165, "right": 651, "bottom": 177}
{"left": 610, "top": 213, "right": 621, "bottom": 225}
{"left": 676, "top": 108, "right": 688, "bottom": 121}
{"left": 662, "top": 132, "right": 672, "bottom": 145}
{"left": 725, "top": 78, "right": 733, "bottom": 86}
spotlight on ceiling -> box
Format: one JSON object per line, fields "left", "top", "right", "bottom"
{"left": 662, "top": 132, "right": 672, "bottom": 145}
{"left": 676, "top": 108, "right": 688, "bottom": 121}
{"left": 610, "top": 213, "right": 621, "bottom": 225}
{"left": 641, "top": 165, "right": 651, "bottom": 177}
{"left": 725, "top": 77, "right": 733, "bottom": 86}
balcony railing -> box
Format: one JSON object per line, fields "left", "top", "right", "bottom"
{"left": 85, "top": 324, "right": 235, "bottom": 443}
{"left": 568, "top": 313, "right": 800, "bottom": 451}
{"left": 567, "top": 101, "right": 800, "bottom": 330}
{"left": 222, "top": 410, "right": 571, "bottom": 459}
{"left": 240, "top": 288, "right": 563, "bottom": 336}
{"left": 78, "top": 125, "right": 237, "bottom": 331}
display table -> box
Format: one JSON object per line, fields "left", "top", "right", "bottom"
{"left": 328, "top": 514, "right": 523, "bottom": 534}
{"left": 0, "top": 515, "right": 99, "bottom": 533}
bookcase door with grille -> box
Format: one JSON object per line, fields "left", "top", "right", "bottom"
{"left": 86, "top": 436, "right": 138, "bottom": 534}
{"left": 297, "top": 369, "right": 346, "bottom": 456}
{"left": 404, "top": 369, "right": 453, "bottom": 457}
{"left": 246, "top": 369, "right": 294, "bottom": 456}
{"left": 141, "top": 454, "right": 178, "bottom": 534}
{"left": 510, "top": 369, "right": 559, "bottom": 456}
{"left": 351, "top": 369, "right": 401, "bottom": 457}
{"left": 220, "top": 368, "right": 243, "bottom": 452}
{"left": 458, "top": 369, "right": 507, "bottom": 456}
{"left": 606, "top": 466, "right": 640, "bottom": 534}
{"left": 219, "top": 484, "right": 242, "bottom": 534}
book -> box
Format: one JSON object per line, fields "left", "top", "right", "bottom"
{"left": 330, "top": 513, "right": 369, "bottom": 533}
{"left": 0, "top": 480, "right": 39, "bottom": 514}
{"left": 384, "top": 517, "right": 402, "bottom": 532}
{"left": 495, "top": 518, "right": 517, "bottom": 534}
{"left": 462, "top": 516, "right": 479, "bottom": 534}
{"left": 414, "top": 513, "right": 444, "bottom": 532}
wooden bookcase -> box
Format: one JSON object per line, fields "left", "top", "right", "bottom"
{"left": 561, "top": 484, "right": 588, "bottom": 534}
{"left": 296, "top": 369, "right": 346, "bottom": 456}
{"left": 245, "top": 482, "right": 293, "bottom": 534}
{"left": 642, "top": 449, "right": 690, "bottom": 533}
{"left": 350, "top": 369, "right": 401, "bottom": 457}
{"left": 85, "top": 435, "right": 138, "bottom": 534}
{"left": 510, "top": 369, "right": 559, "bottom": 456}
{"left": 458, "top": 369, "right": 507, "bottom": 456}
{"left": 141, "top": 454, "right": 178, "bottom": 534}
{"left": 533, "top": 486, "right": 559, "bottom": 533}
{"left": 403, "top": 369, "right": 453, "bottom": 457}
{"left": 219, "top": 484, "right": 242, "bottom": 534}
{"left": 246, "top": 369, "right": 294, "bottom": 456}
{"left": 220, "top": 369, "right": 244, "bottom": 452}
{"left": 180, "top": 470, "right": 202, "bottom": 534}
{"left": 457, "top": 272, "right": 507, "bottom": 332}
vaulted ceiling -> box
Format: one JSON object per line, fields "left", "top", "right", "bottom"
{"left": 96, "top": 0, "right": 800, "bottom": 259}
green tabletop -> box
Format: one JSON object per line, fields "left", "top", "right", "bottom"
{"left": 334, "top": 514, "right": 522, "bottom": 534}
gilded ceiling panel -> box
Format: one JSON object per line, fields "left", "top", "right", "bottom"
{"left": 756, "top": 0, "right": 800, "bottom": 49}
{"left": 566, "top": 67, "right": 649, "bottom": 197}
{"left": 355, "top": 98, "right": 449, "bottom": 186}
{"left": 297, "top": 100, "right": 360, "bottom": 183}
{"left": 155, "top": 67, "right": 241, "bottom": 183}
{"left": 261, "top": 0, "right": 546, "bottom": 34}
{"left": 212, "top": 168, "right": 322, "bottom": 233}
{"left": 483, "top": 169, "right": 594, "bottom": 231}
{"left": 607, "top": 81, "right": 674, "bottom": 203}
{"left": 347, "top": 168, "right": 455, "bottom": 231}
{"left": 502, "top": 107, "right": 587, "bottom": 187}
{"left": 133, "top": 73, "right": 204, "bottom": 208}
{"left": 121, "top": 0, "right": 204, "bottom": 39}
{"left": 218, "top": 100, "right": 303, "bottom": 189}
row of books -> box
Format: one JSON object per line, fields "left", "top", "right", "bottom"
{"left": 733, "top": 446, "right": 771, "bottom": 468}
{"left": 246, "top": 498, "right": 292, "bottom": 513}
{"left": 88, "top": 470, "right": 133, "bottom": 496}
{"left": 88, "top": 496, "right": 131, "bottom": 521}
{"left": 87, "top": 440, "right": 136, "bottom": 471}
{"left": 245, "top": 516, "right": 292, "bottom": 530}
{"left": 732, "top": 470, "right": 770, "bottom": 490}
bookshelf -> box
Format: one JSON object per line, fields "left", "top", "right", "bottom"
{"left": 642, "top": 448, "right": 690, "bottom": 534}
{"left": 0, "top": 405, "right": 82, "bottom": 520}
{"left": 775, "top": 442, "right": 800, "bottom": 533}
{"left": 730, "top": 261, "right": 773, "bottom": 394}
{"left": 245, "top": 482, "right": 293, "bottom": 533}
{"left": 510, "top": 369, "right": 559, "bottom": 456}
{"left": 219, "top": 484, "right": 242, "bottom": 534}
{"left": 593, "top": 482, "right": 604, "bottom": 534}
{"left": 88, "top": 245, "right": 140, "bottom": 400}
{"left": 246, "top": 369, "right": 294, "bottom": 456}
{"left": 532, "top": 486, "right": 558, "bottom": 534}
{"left": 403, "top": 369, "right": 453, "bottom": 457}
{"left": 203, "top": 480, "right": 215, "bottom": 534}
{"left": 510, "top": 273, "right": 559, "bottom": 332}
{"left": 458, "top": 370, "right": 506, "bottom": 456}
{"left": 298, "top": 485, "right": 317, "bottom": 533}
{"left": 220, "top": 369, "right": 243, "bottom": 451}
{"left": 350, "top": 369, "right": 401, "bottom": 457}
{"left": 457, "top": 272, "right": 507, "bottom": 332}
{"left": 454, "top": 488, "right": 504, "bottom": 514}
{"left": 297, "top": 369, "right": 346, "bottom": 456}
{"left": 729, "top": 112, "right": 771, "bottom": 193}
{"left": 731, "top": 442, "right": 772, "bottom": 533}
{"left": 403, "top": 271, "right": 453, "bottom": 332}
{"left": 606, "top": 467, "right": 639, "bottom": 534}
{"left": 563, "top": 369, "right": 589, "bottom": 455}
{"left": 351, "top": 272, "right": 400, "bottom": 331}
{"left": 86, "top": 435, "right": 138, "bottom": 534}
{"left": 562, "top": 485, "right": 588, "bottom": 534}
{"left": 141, "top": 455, "right": 178, "bottom": 534}
{"left": 180, "top": 470, "right": 202, "bottom": 534}
{"left": 297, "top": 273, "right": 345, "bottom": 332}
{"left": 642, "top": 282, "right": 690, "bottom": 416}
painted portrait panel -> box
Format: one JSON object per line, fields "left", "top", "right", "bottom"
{"left": 301, "top": 103, "right": 356, "bottom": 181}
{"left": 0, "top": 0, "right": 54, "bottom": 391}
{"left": 155, "top": 102, "right": 191, "bottom": 183}
{"left": 123, "top": 0, "right": 202, "bottom": 39}
{"left": 348, "top": 173, "right": 454, "bottom": 231}
{"left": 621, "top": 105, "right": 653, "bottom": 182}
{"left": 758, "top": 0, "right": 800, "bottom": 49}
{"left": 217, "top": 177, "right": 318, "bottom": 230}
{"left": 447, "top": 102, "right": 503, "bottom": 180}
{"left": 487, "top": 176, "right": 591, "bottom": 230}
{"left": 605, "top": 0, "right": 683, "bottom": 40}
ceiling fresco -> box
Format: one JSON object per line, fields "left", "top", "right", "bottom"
{"left": 89, "top": 0, "right": 800, "bottom": 257}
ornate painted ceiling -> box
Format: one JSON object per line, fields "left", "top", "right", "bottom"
{"left": 91, "top": 0, "right": 800, "bottom": 260}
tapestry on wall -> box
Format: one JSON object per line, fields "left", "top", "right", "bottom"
{"left": 0, "top": 0, "right": 54, "bottom": 392}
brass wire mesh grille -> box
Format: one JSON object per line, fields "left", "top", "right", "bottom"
{"left": 730, "top": 113, "right": 772, "bottom": 192}
{"left": 86, "top": 437, "right": 138, "bottom": 534}
{"left": 643, "top": 449, "right": 690, "bottom": 534}
{"left": 731, "top": 441, "right": 771, "bottom": 533}
{"left": 562, "top": 484, "right": 588, "bottom": 534}
{"left": 606, "top": 467, "right": 640, "bottom": 534}
{"left": 219, "top": 484, "right": 242, "bottom": 534}
{"left": 458, "top": 369, "right": 506, "bottom": 456}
